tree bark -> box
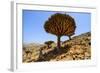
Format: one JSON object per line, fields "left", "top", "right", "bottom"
{"left": 69, "top": 36, "right": 71, "bottom": 40}
{"left": 57, "top": 36, "right": 61, "bottom": 51}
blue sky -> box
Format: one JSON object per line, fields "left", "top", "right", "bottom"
{"left": 23, "top": 10, "right": 91, "bottom": 44}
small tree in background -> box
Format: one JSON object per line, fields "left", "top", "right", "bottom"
{"left": 44, "top": 13, "right": 76, "bottom": 51}
{"left": 67, "top": 32, "right": 75, "bottom": 40}
{"left": 44, "top": 41, "right": 54, "bottom": 48}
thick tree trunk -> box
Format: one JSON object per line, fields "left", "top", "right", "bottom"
{"left": 57, "top": 36, "right": 61, "bottom": 51}
{"left": 69, "top": 36, "right": 71, "bottom": 40}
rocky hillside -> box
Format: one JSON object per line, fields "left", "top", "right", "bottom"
{"left": 23, "top": 32, "right": 91, "bottom": 63}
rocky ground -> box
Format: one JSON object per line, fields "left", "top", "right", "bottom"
{"left": 23, "top": 32, "right": 91, "bottom": 63}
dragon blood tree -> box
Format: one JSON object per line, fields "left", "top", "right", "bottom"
{"left": 44, "top": 13, "right": 76, "bottom": 50}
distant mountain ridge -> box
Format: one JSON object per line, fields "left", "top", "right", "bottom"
{"left": 23, "top": 42, "right": 44, "bottom": 48}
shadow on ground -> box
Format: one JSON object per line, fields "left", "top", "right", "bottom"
{"left": 36, "top": 45, "right": 71, "bottom": 62}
